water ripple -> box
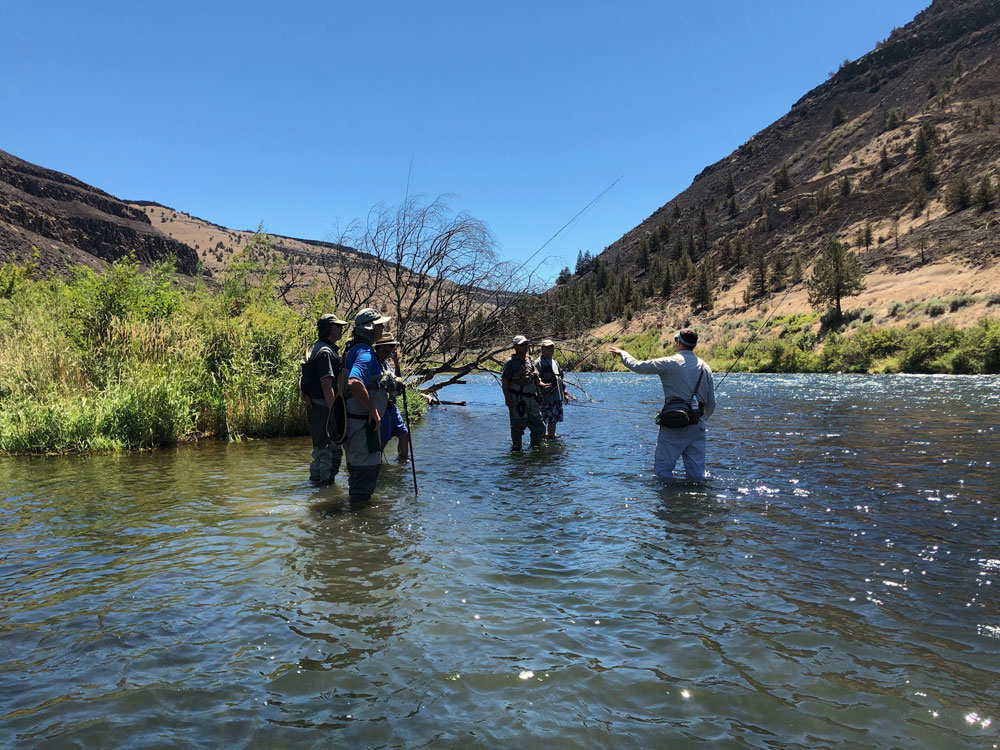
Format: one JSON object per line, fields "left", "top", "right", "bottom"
{"left": 2, "top": 374, "right": 999, "bottom": 747}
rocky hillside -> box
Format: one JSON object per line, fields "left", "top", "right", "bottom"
{"left": 0, "top": 150, "right": 200, "bottom": 275}
{"left": 555, "top": 0, "right": 1000, "bottom": 336}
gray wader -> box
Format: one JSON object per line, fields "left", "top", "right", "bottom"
{"left": 509, "top": 389, "right": 544, "bottom": 450}
{"left": 344, "top": 390, "right": 388, "bottom": 503}
{"left": 308, "top": 400, "right": 343, "bottom": 484}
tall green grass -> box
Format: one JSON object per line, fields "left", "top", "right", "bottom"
{"left": 0, "top": 250, "right": 423, "bottom": 454}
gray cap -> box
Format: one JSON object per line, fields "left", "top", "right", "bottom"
{"left": 512, "top": 335, "right": 528, "bottom": 345}
{"left": 354, "top": 307, "right": 391, "bottom": 326}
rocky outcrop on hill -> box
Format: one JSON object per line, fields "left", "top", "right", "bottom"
{"left": 0, "top": 150, "right": 199, "bottom": 274}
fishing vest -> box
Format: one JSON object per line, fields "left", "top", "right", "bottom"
{"left": 506, "top": 356, "right": 539, "bottom": 396}
{"left": 301, "top": 341, "right": 341, "bottom": 400}
{"left": 534, "top": 356, "right": 563, "bottom": 402}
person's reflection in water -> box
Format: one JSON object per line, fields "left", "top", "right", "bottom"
{"left": 653, "top": 481, "right": 728, "bottom": 552}
{"left": 273, "top": 506, "right": 412, "bottom": 728}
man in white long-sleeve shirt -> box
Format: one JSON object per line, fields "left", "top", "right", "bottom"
{"left": 609, "top": 328, "right": 716, "bottom": 479}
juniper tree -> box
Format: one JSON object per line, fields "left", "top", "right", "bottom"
{"left": 832, "top": 104, "right": 846, "bottom": 128}
{"left": 769, "top": 253, "right": 787, "bottom": 291}
{"left": 807, "top": 236, "right": 866, "bottom": 321}
{"left": 774, "top": 163, "right": 792, "bottom": 194}
{"left": 661, "top": 263, "right": 673, "bottom": 298}
{"left": 726, "top": 173, "right": 736, "bottom": 198}
{"left": 944, "top": 171, "right": 973, "bottom": 212}
{"left": 839, "top": 175, "right": 852, "bottom": 197}
{"left": 749, "top": 251, "right": 768, "bottom": 299}
{"left": 919, "top": 152, "right": 941, "bottom": 190}
{"left": 816, "top": 185, "right": 835, "bottom": 211}
{"left": 913, "top": 122, "right": 939, "bottom": 163}
{"left": 790, "top": 253, "right": 803, "bottom": 285}
{"left": 689, "top": 263, "right": 714, "bottom": 313}
{"left": 636, "top": 241, "right": 650, "bottom": 270}
{"left": 974, "top": 175, "right": 996, "bottom": 211}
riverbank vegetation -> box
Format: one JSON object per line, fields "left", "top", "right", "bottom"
{"left": 568, "top": 311, "right": 1000, "bottom": 375}
{"left": 0, "top": 246, "right": 425, "bottom": 454}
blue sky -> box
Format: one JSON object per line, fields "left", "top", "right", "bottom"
{"left": 3, "top": 1, "right": 929, "bottom": 283}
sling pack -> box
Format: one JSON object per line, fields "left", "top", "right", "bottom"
{"left": 656, "top": 368, "right": 705, "bottom": 429}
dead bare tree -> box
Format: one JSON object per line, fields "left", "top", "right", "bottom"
{"left": 315, "top": 196, "right": 540, "bottom": 394}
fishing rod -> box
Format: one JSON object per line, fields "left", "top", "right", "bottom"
{"left": 393, "top": 348, "right": 419, "bottom": 496}
{"left": 714, "top": 211, "right": 857, "bottom": 389}
{"left": 385, "top": 174, "right": 626, "bottom": 398}
{"left": 714, "top": 279, "right": 801, "bottom": 390}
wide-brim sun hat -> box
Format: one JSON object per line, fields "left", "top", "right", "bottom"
{"left": 512, "top": 335, "right": 529, "bottom": 345}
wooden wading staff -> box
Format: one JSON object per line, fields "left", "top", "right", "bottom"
{"left": 394, "top": 349, "right": 419, "bottom": 496}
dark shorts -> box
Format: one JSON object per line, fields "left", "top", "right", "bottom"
{"left": 379, "top": 404, "right": 408, "bottom": 442}
{"left": 540, "top": 400, "right": 564, "bottom": 424}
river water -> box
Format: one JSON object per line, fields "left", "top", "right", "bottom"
{"left": 1, "top": 374, "right": 998, "bottom": 749}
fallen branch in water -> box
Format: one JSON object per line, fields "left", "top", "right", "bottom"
{"left": 420, "top": 392, "right": 467, "bottom": 407}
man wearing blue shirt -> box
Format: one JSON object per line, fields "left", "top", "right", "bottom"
{"left": 341, "top": 308, "right": 391, "bottom": 503}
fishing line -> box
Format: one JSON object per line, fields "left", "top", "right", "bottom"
{"left": 714, "top": 211, "right": 855, "bottom": 390}
{"left": 519, "top": 174, "right": 624, "bottom": 273}
{"left": 406, "top": 175, "right": 626, "bottom": 387}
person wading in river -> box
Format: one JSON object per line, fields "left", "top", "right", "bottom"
{"left": 609, "top": 328, "right": 716, "bottom": 480}
{"left": 534, "top": 338, "right": 570, "bottom": 439}
{"left": 501, "top": 335, "right": 545, "bottom": 451}
{"left": 374, "top": 333, "right": 410, "bottom": 463}
{"left": 299, "top": 313, "right": 348, "bottom": 484}
{"left": 341, "top": 308, "right": 391, "bottom": 503}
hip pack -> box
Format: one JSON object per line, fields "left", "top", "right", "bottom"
{"left": 655, "top": 368, "right": 704, "bottom": 429}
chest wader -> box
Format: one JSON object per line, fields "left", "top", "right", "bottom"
{"left": 507, "top": 359, "right": 545, "bottom": 450}
{"left": 304, "top": 343, "right": 344, "bottom": 485}
{"left": 340, "top": 344, "right": 388, "bottom": 503}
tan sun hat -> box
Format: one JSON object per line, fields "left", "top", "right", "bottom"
{"left": 539, "top": 338, "right": 555, "bottom": 347}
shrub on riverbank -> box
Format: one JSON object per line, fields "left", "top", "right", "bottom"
{"left": 0, "top": 251, "right": 425, "bottom": 454}
{"left": 579, "top": 314, "right": 1000, "bottom": 375}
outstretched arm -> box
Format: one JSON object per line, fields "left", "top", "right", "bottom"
{"left": 608, "top": 346, "right": 667, "bottom": 374}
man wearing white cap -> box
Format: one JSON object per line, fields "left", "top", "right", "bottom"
{"left": 608, "top": 328, "right": 716, "bottom": 479}
{"left": 500, "top": 335, "right": 545, "bottom": 450}
{"left": 534, "top": 338, "right": 568, "bottom": 438}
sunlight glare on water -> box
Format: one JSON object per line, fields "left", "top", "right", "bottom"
{"left": 1, "top": 373, "right": 998, "bottom": 748}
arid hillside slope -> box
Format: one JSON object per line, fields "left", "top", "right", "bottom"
{"left": 0, "top": 150, "right": 200, "bottom": 275}
{"left": 559, "top": 0, "right": 1000, "bottom": 338}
